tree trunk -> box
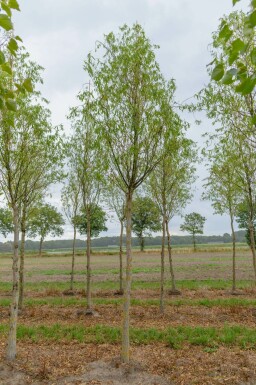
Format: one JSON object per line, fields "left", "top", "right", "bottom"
{"left": 70, "top": 226, "right": 76, "bottom": 291}
{"left": 39, "top": 237, "right": 43, "bottom": 257}
{"left": 86, "top": 210, "right": 92, "bottom": 312}
{"left": 140, "top": 235, "right": 144, "bottom": 252}
{"left": 6, "top": 204, "right": 19, "bottom": 361}
{"left": 121, "top": 190, "right": 133, "bottom": 363}
{"left": 230, "top": 214, "right": 236, "bottom": 292}
{"left": 119, "top": 220, "right": 124, "bottom": 294}
{"left": 18, "top": 209, "right": 26, "bottom": 310}
{"left": 166, "top": 219, "right": 177, "bottom": 292}
{"left": 160, "top": 215, "right": 165, "bottom": 313}
{"left": 249, "top": 218, "right": 256, "bottom": 282}
{"left": 192, "top": 233, "right": 196, "bottom": 252}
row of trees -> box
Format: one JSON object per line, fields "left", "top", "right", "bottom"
{"left": 2, "top": 0, "right": 256, "bottom": 366}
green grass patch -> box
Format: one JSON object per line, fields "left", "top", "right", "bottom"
{"left": 0, "top": 324, "right": 256, "bottom": 349}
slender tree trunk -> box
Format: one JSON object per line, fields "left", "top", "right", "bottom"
{"left": 230, "top": 214, "right": 236, "bottom": 292}
{"left": 70, "top": 226, "right": 76, "bottom": 291}
{"left": 119, "top": 220, "right": 124, "bottom": 294}
{"left": 160, "top": 215, "right": 165, "bottom": 313}
{"left": 18, "top": 210, "right": 26, "bottom": 310}
{"left": 39, "top": 237, "right": 43, "bottom": 257}
{"left": 249, "top": 218, "right": 256, "bottom": 282}
{"left": 192, "top": 233, "right": 196, "bottom": 252}
{"left": 121, "top": 190, "right": 133, "bottom": 363}
{"left": 86, "top": 210, "right": 92, "bottom": 312}
{"left": 140, "top": 235, "right": 144, "bottom": 252}
{"left": 166, "top": 219, "right": 177, "bottom": 292}
{"left": 6, "top": 204, "right": 19, "bottom": 361}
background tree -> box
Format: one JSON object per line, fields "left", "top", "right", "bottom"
{"left": 236, "top": 201, "right": 256, "bottom": 247}
{"left": 148, "top": 130, "right": 196, "bottom": 307}
{"left": 0, "top": 206, "right": 13, "bottom": 237}
{"left": 75, "top": 204, "right": 108, "bottom": 239}
{"left": 105, "top": 183, "right": 126, "bottom": 294}
{"left": 27, "top": 203, "right": 65, "bottom": 256}
{"left": 61, "top": 175, "right": 81, "bottom": 291}
{"left": 132, "top": 196, "right": 161, "bottom": 252}
{"left": 180, "top": 213, "right": 206, "bottom": 251}
{"left": 85, "top": 23, "right": 171, "bottom": 362}
{"left": 68, "top": 89, "right": 104, "bottom": 315}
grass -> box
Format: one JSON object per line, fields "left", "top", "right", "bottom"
{"left": 0, "top": 323, "right": 256, "bottom": 349}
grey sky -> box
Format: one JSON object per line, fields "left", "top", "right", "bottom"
{"left": 7, "top": 0, "right": 248, "bottom": 240}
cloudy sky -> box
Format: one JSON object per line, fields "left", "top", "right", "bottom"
{"left": 9, "top": 0, "right": 248, "bottom": 240}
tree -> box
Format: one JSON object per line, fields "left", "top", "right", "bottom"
{"left": 75, "top": 204, "right": 108, "bottom": 238}
{"left": 61, "top": 175, "right": 81, "bottom": 291}
{"left": 180, "top": 213, "right": 206, "bottom": 251}
{"left": 132, "top": 196, "right": 161, "bottom": 251}
{"left": 85, "top": 23, "right": 171, "bottom": 362}
{"left": 68, "top": 88, "right": 104, "bottom": 315}
{"left": 27, "top": 203, "right": 65, "bottom": 256}
{"left": 0, "top": 207, "right": 13, "bottom": 237}
{"left": 202, "top": 147, "right": 242, "bottom": 293}
{"left": 105, "top": 184, "right": 126, "bottom": 294}
{"left": 148, "top": 132, "right": 196, "bottom": 307}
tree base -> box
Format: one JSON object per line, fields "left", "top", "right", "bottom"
{"left": 230, "top": 290, "right": 244, "bottom": 296}
{"left": 168, "top": 289, "right": 181, "bottom": 296}
{"left": 76, "top": 309, "right": 100, "bottom": 317}
{"left": 114, "top": 289, "right": 124, "bottom": 296}
{"left": 62, "top": 289, "right": 75, "bottom": 296}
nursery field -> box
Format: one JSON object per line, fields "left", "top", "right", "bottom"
{"left": 1, "top": 248, "right": 256, "bottom": 384}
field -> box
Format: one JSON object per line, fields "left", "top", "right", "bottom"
{"left": 1, "top": 246, "right": 256, "bottom": 384}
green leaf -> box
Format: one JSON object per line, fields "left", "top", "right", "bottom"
{"left": 228, "top": 51, "right": 239, "bottom": 65}
{"left": 7, "top": 38, "right": 18, "bottom": 55}
{"left": 8, "top": 0, "right": 20, "bottom": 10}
{"left": 251, "top": 115, "right": 256, "bottom": 125}
{"left": 221, "top": 69, "right": 237, "bottom": 85}
{"left": 251, "top": 47, "right": 256, "bottom": 65}
{"left": 15, "top": 35, "right": 22, "bottom": 42}
{"left": 0, "top": 13, "right": 13, "bottom": 31}
{"left": 231, "top": 38, "right": 246, "bottom": 52}
{"left": 235, "top": 77, "right": 256, "bottom": 95}
{"left": 219, "top": 24, "right": 233, "bottom": 42}
{"left": 5, "top": 98, "right": 17, "bottom": 111}
{"left": 1, "top": 3, "right": 12, "bottom": 17}
{"left": 211, "top": 63, "right": 224, "bottom": 81}
{"left": 252, "top": 0, "right": 256, "bottom": 9}
{"left": 249, "top": 10, "right": 256, "bottom": 27}
{"left": 23, "top": 78, "right": 33, "bottom": 92}
{"left": 0, "top": 50, "right": 5, "bottom": 65}
{"left": 232, "top": 0, "right": 240, "bottom": 4}
{"left": 1, "top": 63, "right": 12, "bottom": 75}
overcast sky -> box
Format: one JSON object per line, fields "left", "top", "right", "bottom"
{"left": 7, "top": 0, "right": 248, "bottom": 241}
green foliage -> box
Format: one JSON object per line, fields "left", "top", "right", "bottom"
{"left": 27, "top": 203, "right": 65, "bottom": 241}
{"left": 132, "top": 196, "right": 161, "bottom": 249}
{"left": 236, "top": 201, "right": 256, "bottom": 246}
{"left": 0, "top": 207, "right": 13, "bottom": 237}
{"left": 74, "top": 204, "right": 108, "bottom": 238}
{"left": 180, "top": 213, "right": 206, "bottom": 249}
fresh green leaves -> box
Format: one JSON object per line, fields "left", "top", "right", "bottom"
{"left": 211, "top": 63, "right": 224, "bottom": 81}
{"left": 0, "top": 13, "right": 13, "bottom": 30}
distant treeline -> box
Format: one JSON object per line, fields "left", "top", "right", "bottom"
{"left": 0, "top": 230, "right": 246, "bottom": 252}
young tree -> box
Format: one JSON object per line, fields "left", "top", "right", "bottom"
{"left": 180, "top": 213, "right": 206, "bottom": 251}
{"left": 236, "top": 201, "right": 256, "bottom": 247}
{"left": 105, "top": 184, "right": 126, "bottom": 294}
{"left": 202, "top": 148, "right": 242, "bottom": 293}
{"left": 132, "top": 196, "right": 161, "bottom": 251}
{"left": 148, "top": 131, "right": 196, "bottom": 307}
{"left": 27, "top": 203, "right": 65, "bottom": 256}
{"left": 61, "top": 176, "right": 81, "bottom": 291}
{"left": 68, "top": 89, "right": 104, "bottom": 315}
{"left": 85, "top": 24, "right": 172, "bottom": 362}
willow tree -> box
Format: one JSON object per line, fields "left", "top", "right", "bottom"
{"left": 148, "top": 129, "right": 196, "bottom": 310}
{"left": 85, "top": 23, "right": 172, "bottom": 362}
{"left": 68, "top": 89, "right": 104, "bottom": 315}
{"left": 105, "top": 183, "right": 126, "bottom": 294}
{"left": 61, "top": 175, "right": 81, "bottom": 291}
{"left": 202, "top": 146, "right": 242, "bottom": 293}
